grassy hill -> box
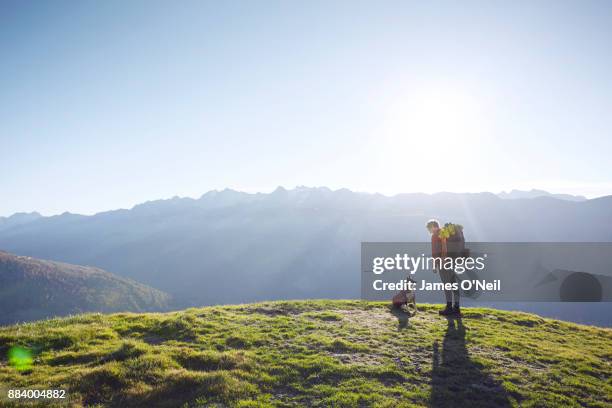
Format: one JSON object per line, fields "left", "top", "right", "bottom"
{"left": 0, "top": 251, "right": 171, "bottom": 325}
{"left": 0, "top": 300, "right": 610, "bottom": 407}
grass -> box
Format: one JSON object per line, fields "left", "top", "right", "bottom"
{"left": 0, "top": 300, "right": 610, "bottom": 407}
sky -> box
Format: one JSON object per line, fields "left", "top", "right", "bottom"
{"left": 1, "top": 0, "right": 612, "bottom": 216}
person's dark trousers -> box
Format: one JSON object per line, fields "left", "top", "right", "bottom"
{"left": 439, "top": 267, "right": 460, "bottom": 306}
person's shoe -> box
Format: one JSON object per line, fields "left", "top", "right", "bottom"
{"left": 439, "top": 303, "right": 453, "bottom": 316}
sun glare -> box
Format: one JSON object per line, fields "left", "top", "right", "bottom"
{"left": 374, "top": 86, "right": 487, "bottom": 193}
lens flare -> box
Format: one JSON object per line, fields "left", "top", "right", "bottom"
{"left": 8, "top": 346, "right": 33, "bottom": 371}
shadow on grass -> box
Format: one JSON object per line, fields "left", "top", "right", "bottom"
{"left": 430, "top": 318, "right": 511, "bottom": 408}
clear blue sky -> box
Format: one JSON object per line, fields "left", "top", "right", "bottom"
{"left": 2, "top": 0, "right": 611, "bottom": 216}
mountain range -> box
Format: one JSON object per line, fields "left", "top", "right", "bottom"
{"left": 0, "top": 187, "right": 610, "bottom": 310}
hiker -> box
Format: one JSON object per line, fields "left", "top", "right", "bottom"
{"left": 426, "top": 219, "right": 461, "bottom": 316}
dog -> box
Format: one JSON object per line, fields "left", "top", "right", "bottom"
{"left": 392, "top": 276, "right": 417, "bottom": 316}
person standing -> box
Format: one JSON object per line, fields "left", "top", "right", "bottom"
{"left": 426, "top": 219, "right": 461, "bottom": 316}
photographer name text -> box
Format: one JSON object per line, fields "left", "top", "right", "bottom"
{"left": 372, "top": 279, "right": 501, "bottom": 292}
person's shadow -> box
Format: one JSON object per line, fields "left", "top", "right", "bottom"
{"left": 430, "top": 318, "right": 511, "bottom": 407}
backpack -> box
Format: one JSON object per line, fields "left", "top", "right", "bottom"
{"left": 441, "top": 223, "right": 469, "bottom": 258}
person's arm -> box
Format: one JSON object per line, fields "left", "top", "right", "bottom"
{"left": 431, "top": 235, "right": 442, "bottom": 273}
{"left": 441, "top": 238, "right": 447, "bottom": 258}
{"left": 431, "top": 235, "right": 439, "bottom": 257}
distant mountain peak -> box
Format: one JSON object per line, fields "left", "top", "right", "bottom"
{"left": 272, "top": 186, "right": 288, "bottom": 194}
{"left": 0, "top": 211, "right": 43, "bottom": 231}
{"left": 497, "top": 189, "right": 587, "bottom": 202}
{"left": 9, "top": 211, "right": 42, "bottom": 218}
{"left": 200, "top": 188, "right": 246, "bottom": 198}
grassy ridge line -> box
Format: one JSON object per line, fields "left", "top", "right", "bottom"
{"left": 0, "top": 300, "right": 610, "bottom": 407}
{"left": 0, "top": 251, "right": 171, "bottom": 325}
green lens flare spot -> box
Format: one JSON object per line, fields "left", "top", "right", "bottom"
{"left": 8, "top": 346, "right": 34, "bottom": 371}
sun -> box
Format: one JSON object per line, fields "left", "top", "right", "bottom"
{"left": 373, "top": 86, "right": 488, "bottom": 193}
